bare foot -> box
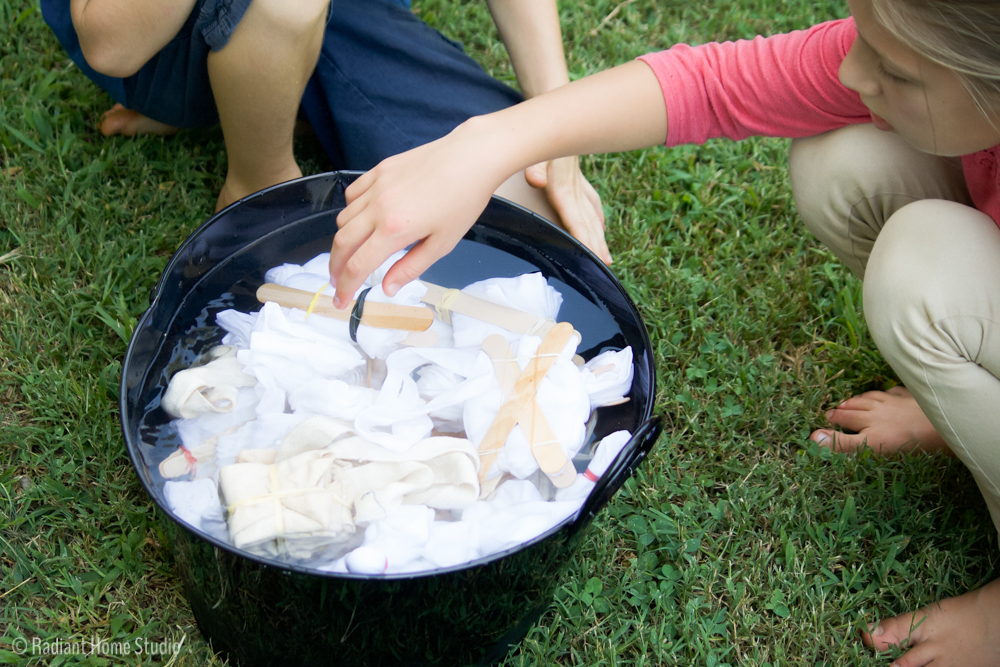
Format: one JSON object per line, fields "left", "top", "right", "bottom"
{"left": 100, "top": 103, "right": 179, "bottom": 137}
{"left": 809, "top": 386, "right": 952, "bottom": 455}
{"left": 861, "top": 578, "right": 1000, "bottom": 666}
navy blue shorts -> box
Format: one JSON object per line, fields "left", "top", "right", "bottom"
{"left": 41, "top": 0, "right": 252, "bottom": 128}
{"left": 42, "top": 0, "right": 523, "bottom": 169}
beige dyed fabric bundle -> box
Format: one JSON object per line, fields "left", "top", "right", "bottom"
{"left": 218, "top": 428, "right": 480, "bottom": 557}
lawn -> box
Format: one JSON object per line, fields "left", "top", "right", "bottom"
{"left": 1, "top": 0, "right": 997, "bottom": 665}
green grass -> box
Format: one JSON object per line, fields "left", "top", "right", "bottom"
{"left": 1, "top": 0, "right": 996, "bottom": 665}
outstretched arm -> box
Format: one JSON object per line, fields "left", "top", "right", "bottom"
{"left": 486, "top": 0, "right": 610, "bottom": 263}
{"left": 329, "top": 60, "right": 667, "bottom": 308}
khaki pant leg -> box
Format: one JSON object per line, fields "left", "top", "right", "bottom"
{"left": 789, "top": 124, "right": 969, "bottom": 278}
{"left": 864, "top": 201, "right": 1000, "bottom": 532}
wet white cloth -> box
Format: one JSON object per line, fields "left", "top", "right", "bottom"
{"left": 464, "top": 333, "right": 589, "bottom": 480}
{"left": 163, "top": 478, "right": 229, "bottom": 542}
{"left": 159, "top": 252, "right": 637, "bottom": 574}
{"left": 556, "top": 430, "right": 633, "bottom": 503}
{"left": 327, "top": 436, "right": 480, "bottom": 520}
{"left": 215, "top": 412, "right": 310, "bottom": 468}
{"left": 345, "top": 505, "right": 436, "bottom": 574}
{"left": 581, "top": 348, "right": 634, "bottom": 409}
{"left": 235, "top": 301, "right": 365, "bottom": 391}
{"left": 353, "top": 347, "right": 492, "bottom": 451}
{"left": 161, "top": 346, "right": 257, "bottom": 419}
{"left": 264, "top": 251, "right": 433, "bottom": 359}
{"left": 216, "top": 435, "right": 479, "bottom": 557}
{"left": 458, "top": 480, "right": 579, "bottom": 559}
{"left": 451, "top": 273, "right": 562, "bottom": 348}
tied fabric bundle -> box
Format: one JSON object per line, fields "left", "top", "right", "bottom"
{"left": 157, "top": 252, "right": 635, "bottom": 573}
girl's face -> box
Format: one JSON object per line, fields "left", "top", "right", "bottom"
{"left": 840, "top": 0, "right": 1000, "bottom": 155}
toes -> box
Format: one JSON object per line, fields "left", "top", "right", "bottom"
{"left": 892, "top": 642, "right": 939, "bottom": 667}
{"left": 825, "top": 404, "right": 878, "bottom": 433}
{"left": 833, "top": 395, "right": 880, "bottom": 412}
{"left": 100, "top": 103, "right": 126, "bottom": 120}
{"left": 810, "top": 429, "right": 869, "bottom": 453}
{"left": 864, "top": 612, "right": 922, "bottom": 652}
{"left": 99, "top": 108, "right": 131, "bottom": 136}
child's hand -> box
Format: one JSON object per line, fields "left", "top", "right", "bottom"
{"left": 328, "top": 126, "right": 509, "bottom": 308}
{"left": 525, "top": 156, "right": 612, "bottom": 265}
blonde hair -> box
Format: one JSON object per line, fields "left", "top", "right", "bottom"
{"left": 871, "top": 0, "right": 1000, "bottom": 116}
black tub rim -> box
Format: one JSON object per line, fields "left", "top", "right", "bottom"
{"left": 120, "top": 170, "right": 660, "bottom": 581}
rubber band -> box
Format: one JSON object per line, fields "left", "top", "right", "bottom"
{"left": 434, "top": 288, "right": 462, "bottom": 325}
{"left": 304, "top": 285, "right": 329, "bottom": 321}
{"left": 526, "top": 317, "right": 557, "bottom": 337}
{"left": 350, "top": 287, "right": 372, "bottom": 343}
{"left": 583, "top": 469, "right": 599, "bottom": 482}
{"left": 179, "top": 446, "right": 198, "bottom": 466}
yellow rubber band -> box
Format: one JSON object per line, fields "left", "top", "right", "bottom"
{"left": 304, "top": 284, "right": 329, "bottom": 321}
{"left": 435, "top": 288, "right": 462, "bottom": 325}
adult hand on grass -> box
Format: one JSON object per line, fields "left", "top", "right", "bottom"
{"left": 525, "top": 156, "right": 612, "bottom": 265}
{"left": 328, "top": 124, "right": 509, "bottom": 308}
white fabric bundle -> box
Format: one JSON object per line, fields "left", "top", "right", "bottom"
{"left": 265, "top": 251, "right": 433, "bottom": 359}
{"left": 451, "top": 273, "right": 561, "bottom": 348}
{"left": 556, "top": 430, "right": 634, "bottom": 503}
{"left": 216, "top": 435, "right": 480, "bottom": 557}
{"left": 157, "top": 251, "right": 638, "bottom": 574}
{"left": 581, "top": 348, "right": 635, "bottom": 409}
{"left": 463, "top": 333, "right": 589, "bottom": 480}
{"left": 163, "top": 478, "right": 229, "bottom": 541}
{"left": 218, "top": 450, "right": 357, "bottom": 559}
{"left": 161, "top": 346, "right": 257, "bottom": 419}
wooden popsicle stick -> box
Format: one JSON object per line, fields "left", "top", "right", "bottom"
{"left": 476, "top": 323, "right": 575, "bottom": 484}
{"left": 518, "top": 401, "right": 576, "bottom": 487}
{"left": 420, "top": 280, "right": 580, "bottom": 339}
{"left": 400, "top": 330, "right": 439, "bottom": 348}
{"left": 256, "top": 283, "right": 434, "bottom": 332}
{"left": 482, "top": 334, "right": 518, "bottom": 396}
{"left": 482, "top": 335, "right": 576, "bottom": 488}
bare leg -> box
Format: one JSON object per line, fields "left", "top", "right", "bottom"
{"left": 862, "top": 578, "right": 1000, "bottom": 667}
{"left": 207, "top": 0, "right": 330, "bottom": 212}
{"left": 495, "top": 171, "right": 561, "bottom": 224}
{"left": 810, "top": 386, "right": 952, "bottom": 455}
{"left": 100, "top": 103, "right": 179, "bottom": 137}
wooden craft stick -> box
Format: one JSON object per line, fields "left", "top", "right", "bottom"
{"left": 481, "top": 334, "right": 518, "bottom": 396}
{"left": 420, "top": 280, "right": 580, "bottom": 339}
{"left": 400, "top": 330, "right": 439, "bottom": 348}
{"left": 483, "top": 335, "right": 576, "bottom": 489}
{"left": 256, "top": 283, "right": 434, "bottom": 332}
{"left": 476, "top": 323, "right": 575, "bottom": 484}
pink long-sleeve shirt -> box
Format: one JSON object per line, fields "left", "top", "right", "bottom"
{"left": 637, "top": 18, "right": 1000, "bottom": 227}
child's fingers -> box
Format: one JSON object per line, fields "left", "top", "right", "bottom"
{"left": 554, "top": 190, "right": 612, "bottom": 265}
{"left": 343, "top": 169, "right": 378, "bottom": 206}
{"left": 329, "top": 214, "right": 379, "bottom": 307}
{"left": 581, "top": 177, "right": 606, "bottom": 229}
{"left": 524, "top": 163, "right": 549, "bottom": 189}
{"left": 382, "top": 235, "right": 457, "bottom": 297}
{"left": 336, "top": 187, "right": 373, "bottom": 230}
{"left": 332, "top": 229, "right": 401, "bottom": 307}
